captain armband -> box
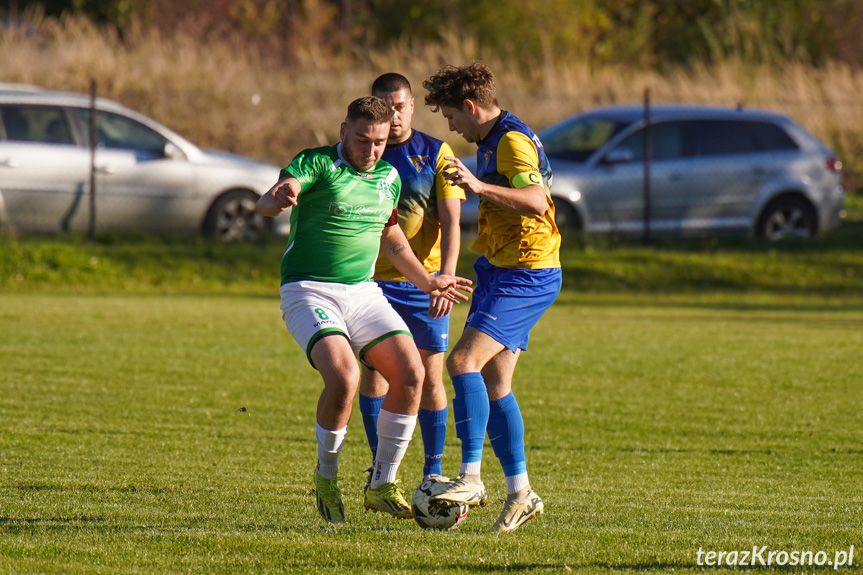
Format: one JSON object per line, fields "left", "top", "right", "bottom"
{"left": 511, "top": 171, "right": 543, "bottom": 189}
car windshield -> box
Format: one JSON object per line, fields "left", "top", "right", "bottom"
{"left": 541, "top": 116, "right": 630, "bottom": 162}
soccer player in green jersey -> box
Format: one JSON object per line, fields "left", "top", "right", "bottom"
{"left": 256, "top": 96, "right": 472, "bottom": 524}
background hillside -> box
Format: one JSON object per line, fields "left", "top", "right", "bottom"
{"left": 2, "top": 0, "right": 862, "bottom": 191}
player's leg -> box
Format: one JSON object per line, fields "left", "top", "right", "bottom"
{"left": 431, "top": 327, "right": 506, "bottom": 508}
{"left": 280, "top": 281, "right": 355, "bottom": 523}
{"left": 418, "top": 348, "right": 448, "bottom": 480}
{"left": 309, "top": 333, "right": 359, "bottom": 524}
{"left": 360, "top": 333, "right": 423, "bottom": 518}
{"left": 358, "top": 366, "right": 388, "bottom": 466}
{"left": 479, "top": 264, "right": 561, "bottom": 533}
{"left": 482, "top": 349, "right": 545, "bottom": 532}
{"left": 484, "top": 350, "right": 527, "bottom": 494}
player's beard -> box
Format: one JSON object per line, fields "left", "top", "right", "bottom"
{"left": 343, "top": 146, "right": 377, "bottom": 172}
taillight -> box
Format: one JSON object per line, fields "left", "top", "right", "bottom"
{"left": 826, "top": 157, "right": 843, "bottom": 173}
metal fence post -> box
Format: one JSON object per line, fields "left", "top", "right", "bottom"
{"left": 643, "top": 88, "right": 652, "bottom": 245}
{"left": 88, "top": 79, "right": 97, "bottom": 240}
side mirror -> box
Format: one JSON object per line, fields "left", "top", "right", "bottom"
{"left": 163, "top": 142, "right": 185, "bottom": 160}
{"left": 604, "top": 147, "right": 634, "bottom": 164}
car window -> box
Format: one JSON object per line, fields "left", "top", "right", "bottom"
{"left": 749, "top": 121, "right": 799, "bottom": 151}
{"left": 691, "top": 120, "right": 762, "bottom": 156}
{"left": 0, "top": 105, "right": 73, "bottom": 144}
{"left": 611, "top": 121, "right": 684, "bottom": 161}
{"left": 81, "top": 110, "right": 168, "bottom": 154}
{"left": 542, "top": 116, "right": 629, "bottom": 162}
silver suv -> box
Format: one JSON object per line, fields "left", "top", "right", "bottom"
{"left": 0, "top": 84, "right": 286, "bottom": 241}
{"left": 463, "top": 105, "right": 844, "bottom": 240}
{"left": 541, "top": 105, "right": 845, "bottom": 240}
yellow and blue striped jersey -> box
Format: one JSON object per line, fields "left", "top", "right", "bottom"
{"left": 474, "top": 111, "right": 560, "bottom": 269}
{"left": 374, "top": 129, "right": 465, "bottom": 281}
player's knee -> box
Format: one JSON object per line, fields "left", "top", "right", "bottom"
{"left": 396, "top": 360, "right": 424, "bottom": 392}
{"left": 446, "top": 348, "right": 475, "bottom": 376}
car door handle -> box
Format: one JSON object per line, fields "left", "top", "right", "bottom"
{"left": 667, "top": 173, "right": 682, "bottom": 181}
{"left": 752, "top": 167, "right": 766, "bottom": 176}
{"left": 0, "top": 157, "right": 19, "bottom": 168}
{"left": 94, "top": 165, "right": 116, "bottom": 174}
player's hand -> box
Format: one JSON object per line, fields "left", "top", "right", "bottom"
{"left": 428, "top": 294, "right": 454, "bottom": 319}
{"left": 271, "top": 180, "right": 299, "bottom": 209}
{"left": 427, "top": 274, "right": 472, "bottom": 304}
{"left": 442, "top": 156, "right": 484, "bottom": 196}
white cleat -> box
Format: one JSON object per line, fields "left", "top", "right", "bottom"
{"left": 490, "top": 487, "right": 544, "bottom": 533}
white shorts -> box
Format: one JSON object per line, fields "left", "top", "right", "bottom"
{"left": 279, "top": 280, "right": 412, "bottom": 368}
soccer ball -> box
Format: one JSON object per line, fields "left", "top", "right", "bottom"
{"left": 411, "top": 477, "right": 468, "bottom": 531}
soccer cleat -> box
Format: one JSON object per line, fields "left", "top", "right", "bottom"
{"left": 363, "top": 466, "right": 373, "bottom": 494}
{"left": 490, "top": 487, "right": 544, "bottom": 533}
{"left": 428, "top": 473, "right": 488, "bottom": 509}
{"left": 364, "top": 480, "right": 413, "bottom": 519}
{"left": 314, "top": 471, "right": 345, "bottom": 523}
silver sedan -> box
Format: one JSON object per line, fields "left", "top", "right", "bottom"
{"left": 0, "top": 84, "right": 287, "bottom": 241}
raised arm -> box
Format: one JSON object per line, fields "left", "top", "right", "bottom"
{"left": 256, "top": 176, "right": 300, "bottom": 217}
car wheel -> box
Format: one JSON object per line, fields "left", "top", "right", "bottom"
{"left": 553, "top": 199, "right": 582, "bottom": 233}
{"left": 203, "top": 190, "right": 269, "bottom": 242}
{"left": 757, "top": 196, "right": 816, "bottom": 241}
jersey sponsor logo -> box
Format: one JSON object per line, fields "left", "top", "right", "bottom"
{"left": 407, "top": 155, "right": 428, "bottom": 173}
{"left": 329, "top": 201, "right": 391, "bottom": 221}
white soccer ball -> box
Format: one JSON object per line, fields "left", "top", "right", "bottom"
{"left": 411, "top": 477, "right": 468, "bottom": 531}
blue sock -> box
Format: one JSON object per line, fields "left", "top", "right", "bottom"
{"left": 451, "top": 372, "right": 490, "bottom": 468}
{"left": 487, "top": 392, "right": 527, "bottom": 478}
{"left": 359, "top": 394, "right": 385, "bottom": 464}
{"left": 418, "top": 407, "right": 448, "bottom": 477}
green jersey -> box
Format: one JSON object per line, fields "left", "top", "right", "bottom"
{"left": 280, "top": 144, "right": 401, "bottom": 285}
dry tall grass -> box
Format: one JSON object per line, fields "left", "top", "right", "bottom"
{"left": 2, "top": 15, "right": 861, "bottom": 191}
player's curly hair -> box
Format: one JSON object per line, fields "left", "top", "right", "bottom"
{"left": 423, "top": 62, "right": 498, "bottom": 112}
{"left": 346, "top": 96, "right": 394, "bottom": 124}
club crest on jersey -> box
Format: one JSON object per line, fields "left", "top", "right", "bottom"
{"left": 407, "top": 155, "right": 428, "bottom": 173}
{"left": 378, "top": 181, "right": 395, "bottom": 204}
{"left": 483, "top": 149, "right": 494, "bottom": 168}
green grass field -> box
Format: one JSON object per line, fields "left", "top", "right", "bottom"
{"left": 1, "top": 196, "right": 862, "bottom": 572}
{"left": 1, "top": 289, "right": 861, "bottom": 573}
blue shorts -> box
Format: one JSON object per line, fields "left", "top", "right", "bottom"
{"left": 465, "top": 256, "right": 562, "bottom": 353}
{"left": 377, "top": 280, "right": 450, "bottom": 352}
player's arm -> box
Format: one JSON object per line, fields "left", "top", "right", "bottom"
{"left": 429, "top": 141, "right": 466, "bottom": 318}
{"left": 256, "top": 176, "right": 300, "bottom": 217}
{"left": 442, "top": 132, "right": 547, "bottom": 215}
{"left": 428, "top": 197, "right": 462, "bottom": 318}
{"left": 381, "top": 218, "right": 472, "bottom": 303}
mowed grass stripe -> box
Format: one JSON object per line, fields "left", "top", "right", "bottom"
{"left": 0, "top": 294, "right": 861, "bottom": 573}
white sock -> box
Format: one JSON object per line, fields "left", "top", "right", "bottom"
{"left": 459, "top": 461, "right": 482, "bottom": 477}
{"left": 370, "top": 410, "right": 416, "bottom": 489}
{"left": 315, "top": 422, "right": 347, "bottom": 479}
{"left": 505, "top": 472, "right": 530, "bottom": 495}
